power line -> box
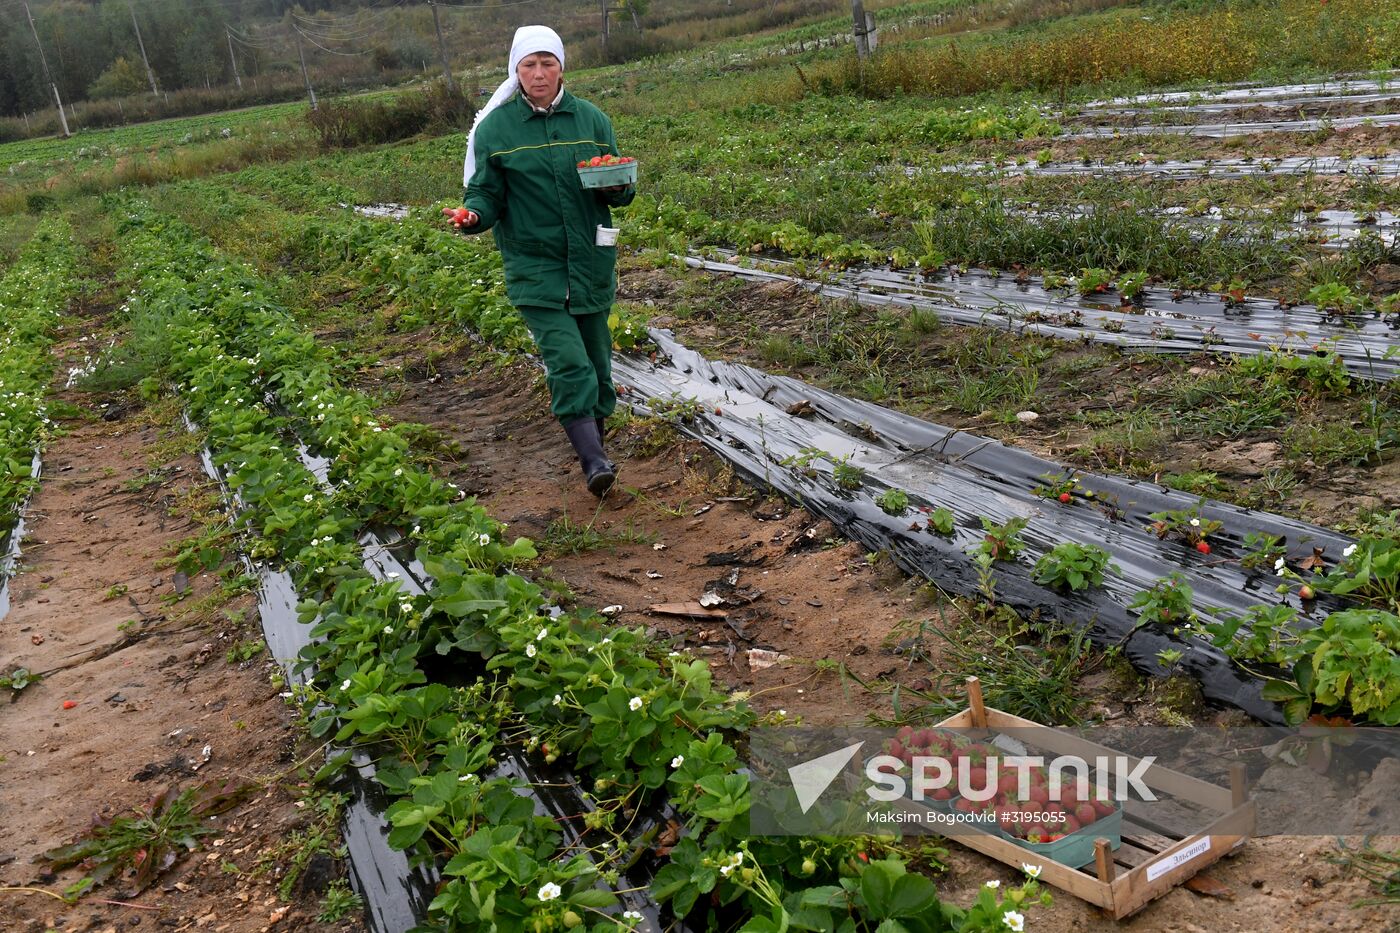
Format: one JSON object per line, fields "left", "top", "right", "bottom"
{"left": 294, "top": 25, "right": 373, "bottom": 57}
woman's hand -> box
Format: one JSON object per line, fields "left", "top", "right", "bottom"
{"left": 462, "top": 209, "right": 480, "bottom": 227}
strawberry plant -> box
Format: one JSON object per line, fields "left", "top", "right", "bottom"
{"left": 1305, "top": 282, "right": 1360, "bottom": 317}
{"left": 1313, "top": 538, "right": 1400, "bottom": 611}
{"left": 1031, "top": 472, "right": 1085, "bottom": 504}
{"left": 1240, "top": 531, "right": 1287, "bottom": 573}
{"left": 1075, "top": 268, "right": 1112, "bottom": 296}
{"left": 832, "top": 454, "right": 866, "bottom": 491}
{"left": 1147, "top": 504, "right": 1221, "bottom": 549}
{"left": 926, "top": 506, "right": 956, "bottom": 537}
{"left": 1129, "top": 573, "right": 1197, "bottom": 631}
{"left": 876, "top": 488, "right": 909, "bottom": 516}
{"left": 1205, "top": 604, "right": 1301, "bottom": 665}
{"left": 1117, "top": 271, "right": 1149, "bottom": 302}
{"left": 0, "top": 218, "right": 75, "bottom": 543}
{"left": 969, "top": 516, "right": 1029, "bottom": 564}
{"left": 1032, "top": 542, "right": 1118, "bottom": 592}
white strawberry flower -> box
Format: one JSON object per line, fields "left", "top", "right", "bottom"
{"left": 525, "top": 643, "right": 537, "bottom": 658}
{"left": 629, "top": 696, "right": 644, "bottom": 712}
{"left": 537, "top": 882, "right": 561, "bottom": 902}
{"left": 1344, "top": 543, "right": 1357, "bottom": 558}
{"left": 671, "top": 755, "right": 684, "bottom": 769}
{"left": 985, "top": 879, "right": 1000, "bottom": 888}
{"left": 1003, "top": 911, "right": 1025, "bottom": 932}
{"left": 1022, "top": 863, "right": 1042, "bottom": 878}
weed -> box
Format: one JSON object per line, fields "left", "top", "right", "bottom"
{"left": 757, "top": 333, "right": 817, "bottom": 367}
{"left": 919, "top": 615, "right": 1099, "bottom": 725}
{"left": 255, "top": 791, "right": 348, "bottom": 900}
{"left": 103, "top": 583, "right": 129, "bottom": 601}
{"left": 44, "top": 781, "right": 252, "bottom": 898}
{"left": 0, "top": 666, "right": 38, "bottom": 694}
{"left": 225, "top": 639, "right": 266, "bottom": 665}
{"left": 317, "top": 879, "right": 364, "bottom": 922}
{"left": 1328, "top": 840, "right": 1400, "bottom": 906}
{"left": 1161, "top": 471, "right": 1225, "bottom": 496}
{"left": 538, "top": 514, "right": 652, "bottom": 558}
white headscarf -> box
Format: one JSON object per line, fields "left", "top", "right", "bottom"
{"left": 463, "top": 25, "right": 566, "bottom": 188}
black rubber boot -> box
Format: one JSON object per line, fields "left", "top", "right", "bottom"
{"left": 595, "top": 416, "right": 616, "bottom": 472}
{"left": 563, "top": 417, "right": 616, "bottom": 497}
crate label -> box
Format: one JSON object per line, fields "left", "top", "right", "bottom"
{"left": 1145, "top": 837, "right": 1212, "bottom": 882}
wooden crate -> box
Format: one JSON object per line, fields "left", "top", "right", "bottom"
{"left": 910, "top": 677, "right": 1255, "bottom": 920}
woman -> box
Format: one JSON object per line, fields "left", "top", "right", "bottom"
{"left": 459, "top": 25, "right": 636, "bottom": 497}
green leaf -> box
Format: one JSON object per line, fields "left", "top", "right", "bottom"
{"left": 887, "top": 873, "right": 938, "bottom": 918}
{"left": 567, "top": 887, "right": 616, "bottom": 909}
{"left": 860, "top": 862, "right": 895, "bottom": 919}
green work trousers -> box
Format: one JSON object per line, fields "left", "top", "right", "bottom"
{"left": 518, "top": 306, "right": 616, "bottom": 425}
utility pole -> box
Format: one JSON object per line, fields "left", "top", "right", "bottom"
{"left": 226, "top": 28, "right": 243, "bottom": 90}
{"left": 293, "top": 27, "right": 317, "bottom": 110}
{"left": 599, "top": 0, "right": 610, "bottom": 56}
{"left": 851, "top": 0, "right": 871, "bottom": 61}
{"left": 127, "top": 1, "right": 159, "bottom": 96}
{"left": 23, "top": 1, "right": 69, "bottom": 137}
{"left": 428, "top": 1, "right": 457, "bottom": 92}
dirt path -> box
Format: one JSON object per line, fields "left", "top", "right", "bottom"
{"left": 368, "top": 335, "right": 1400, "bottom": 933}
{"left": 376, "top": 348, "right": 932, "bottom": 728}
{"left": 0, "top": 343, "right": 362, "bottom": 931}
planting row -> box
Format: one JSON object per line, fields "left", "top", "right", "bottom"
{"left": 1074, "top": 74, "right": 1400, "bottom": 113}
{"left": 682, "top": 252, "right": 1400, "bottom": 381}
{"left": 926, "top": 155, "right": 1400, "bottom": 180}
{"left": 0, "top": 218, "right": 77, "bottom": 615}
{"left": 1064, "top": 111, "right": 1400, "bottom": 139}
{"left": 107, "top": 196, "right": 1047, "bottom": 931}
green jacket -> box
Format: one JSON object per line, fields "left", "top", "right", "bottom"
{"left": 462, "top": 89, "right": 635, "bottom": 316}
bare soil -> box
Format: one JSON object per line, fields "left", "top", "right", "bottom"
{"left": 0, "top": 339, "right": 361, "bottom": 931}
{"left": 360, "top": 330, "right": 1400, "bottom": 932}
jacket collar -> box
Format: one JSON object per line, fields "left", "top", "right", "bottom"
{"left": 518, "top": 86, "right": 574, "bottom": 120}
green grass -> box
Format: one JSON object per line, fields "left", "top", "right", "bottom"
{"left": 537, "top": 514, "right": 654, "bottom": 558}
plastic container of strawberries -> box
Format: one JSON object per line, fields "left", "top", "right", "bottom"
{"left": 577, "top": 160, "right": 638, "bottom": 189}
{"left": 1000, "top": 801, "right": 1124, "bottom": 869}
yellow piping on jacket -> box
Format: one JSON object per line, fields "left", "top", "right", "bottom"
{"left": 489, "top": 139, "right": 611, "bottom": 158}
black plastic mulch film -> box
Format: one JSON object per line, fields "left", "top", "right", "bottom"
{"left": 194, "top": 438, "right": 680, "bottom": 932}
{"left": 682, "top": 254, "right": 1400, "bottom": 381}
{"left": 613, "top": 329, "right": 1359, "bottom": 725}
{"left": 925, "top": 155, "right": 1400, "bottom": 180}
{"left": 0, "top": 453, "right": 42, "bottom": 622}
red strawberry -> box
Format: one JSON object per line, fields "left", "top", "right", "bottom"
{"left": 1196, "top": 540, "right": 1211, "bottom": 555}
{"left": 1059, "top": 492, "right": 1072, "bottom": 503}
{"left": 1075, "top": 803, "right": 1098, "bottom": 826}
